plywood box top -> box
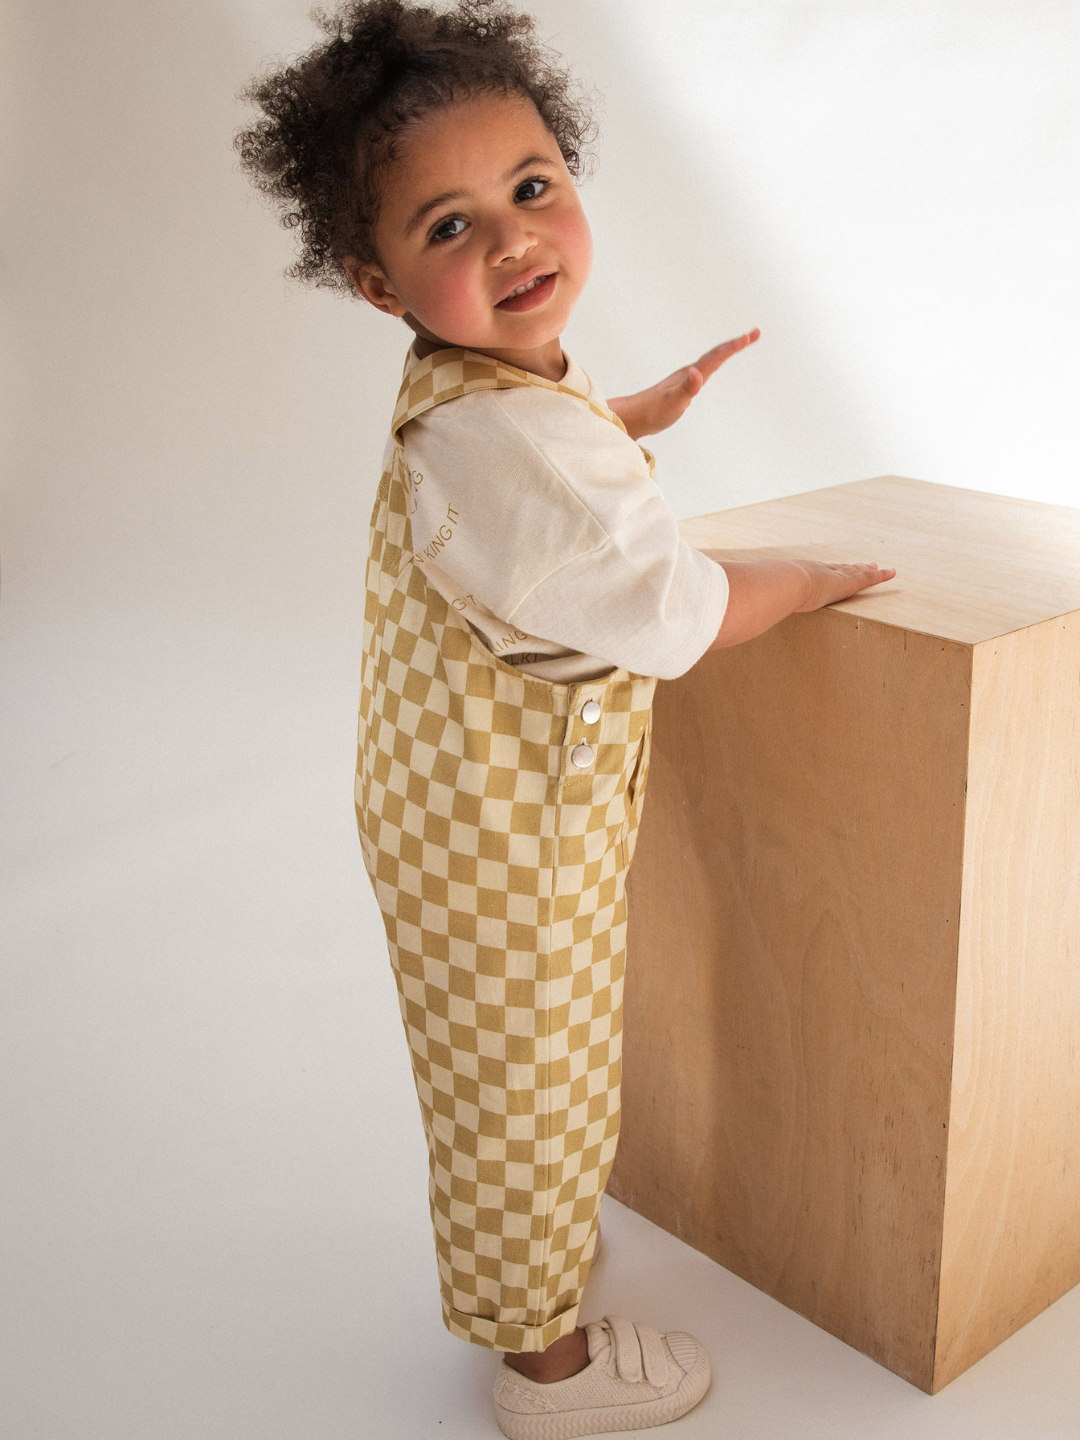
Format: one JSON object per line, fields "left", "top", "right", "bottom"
{"left": 680, "top": 475, "right": 1080, "bottom": 645}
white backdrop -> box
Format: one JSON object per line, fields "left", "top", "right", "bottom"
{"left": 3, "top": 4, "right": 1080, "bottom": 1437}
{"left": 5, "top": 0, "right": 1079, "bottom": 631}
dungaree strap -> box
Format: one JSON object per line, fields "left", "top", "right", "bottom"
{"left": 390, "top": 346, "right": 656, "bottom": 475}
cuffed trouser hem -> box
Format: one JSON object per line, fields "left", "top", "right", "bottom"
{"left": 443, "top": 1301, "right": 582, "bottom": 1353}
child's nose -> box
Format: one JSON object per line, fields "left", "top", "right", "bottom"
{"left": 487, "top": 215, "right": 536, "bottom": 265}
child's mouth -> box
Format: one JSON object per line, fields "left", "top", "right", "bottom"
{"left": 495, "top": 272, "right": 556, "bottom": 312}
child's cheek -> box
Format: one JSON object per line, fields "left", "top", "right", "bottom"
{"left": 549, "top": 206, "right": 593, "bottom": 290}
{"left": 422, "top": 257, "right": 484, "bottom": 338}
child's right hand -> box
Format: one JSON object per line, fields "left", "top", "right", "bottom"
{"left": 793, "top": 560, "right": 896, "bottom": 613}
{"left": 707, "top": 556, "right": 896, "bottom": 650}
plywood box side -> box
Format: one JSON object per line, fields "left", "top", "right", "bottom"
{"left": 935, "top": 610, "right": 1080, "bottom": 1391}
{"left": 615, "top": 611, "right": 971, "bottom": 1391}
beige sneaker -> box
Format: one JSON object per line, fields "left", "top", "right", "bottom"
{"left": 493, "top": 1314, "right": 711, "bottom": 1439}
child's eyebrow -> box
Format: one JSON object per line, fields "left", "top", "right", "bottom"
{"left": 404, "top": 154, "right": 561, "bottom": 237}
{"left": 405, "top": 189, "right": 466, "bottom": 236}
{"left": 505, "top": 153, "right": 560, "bottom": 179}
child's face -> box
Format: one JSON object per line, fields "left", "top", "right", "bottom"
{"left": 349, "top": 93, "right": 593, "bottom": 365}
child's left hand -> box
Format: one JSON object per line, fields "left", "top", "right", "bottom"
{"left": 607, "top": 330, "right": 760, "bottom": 440}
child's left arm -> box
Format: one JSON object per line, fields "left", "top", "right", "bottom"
{"left": 607, "top": 330, "right": 760, "bottom": 440}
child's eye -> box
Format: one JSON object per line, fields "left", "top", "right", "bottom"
{"left": 431, "top": 216, "right": 467, "bottom": 243}
{"left": 514, "top": 177, "right": 548, "bottom": 203}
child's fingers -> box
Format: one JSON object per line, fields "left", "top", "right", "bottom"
{"left": 695, "top": 328, "right": 761, "bottom": 379}
{"left": 680, "top": 365, "right": 704, "bottom": 396}
{"left": 798, "top": 559, "right": 896, "bottom": 612}
{"left": 845, "top": 562, "right": 895, "bottom": 577}
{"left": 839, "top": 562, "right": 897, "bottom": 593}
{"left": 860, "top": 565, "right": 896, "bottom": 588}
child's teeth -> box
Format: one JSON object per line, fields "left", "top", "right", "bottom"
{"left": 509, "top": 275, "right": 546, "bottom": 298}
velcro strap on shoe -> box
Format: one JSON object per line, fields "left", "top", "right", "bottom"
{"left": 636, "top": 1322, "right": 670, "bottom": 1388}
{"left": 605, "top": 1315, "right": 642, "bottom": 1382}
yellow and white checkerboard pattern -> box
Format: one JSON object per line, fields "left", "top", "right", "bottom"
{"left": 356, "top": 350, "right": 657, "bottom": 1352}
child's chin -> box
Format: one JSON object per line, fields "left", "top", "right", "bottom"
{"left": 432, "top": 310, "right": 568, "bottom": 353}
{"left": 492, "top": 312, "right": 570, "bottom": 347}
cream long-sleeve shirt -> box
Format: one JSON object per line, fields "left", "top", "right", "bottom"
{"left": 400, "top": 351, "right": 729, "bottom": 684}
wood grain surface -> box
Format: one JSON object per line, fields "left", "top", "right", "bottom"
{"left": 610, "top": 608, "right": 972, "bottom": 1390}
{"left": 934, "top": 611, "right": 1080, "bottom": 1389}
{"left": 680, "top": 476, "right": 1080, "bottom": 646}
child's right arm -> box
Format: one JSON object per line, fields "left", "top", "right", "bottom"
{"left": 708, "top": 558, "right": 896, "bottom": 650}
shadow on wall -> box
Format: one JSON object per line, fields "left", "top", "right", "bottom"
{"left": 531, "top": 0, "right": 881, "bottom": 517}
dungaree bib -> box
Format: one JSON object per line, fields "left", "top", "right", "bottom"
{"left": 356, "top": 349, "right": 658, "bottom": 1353}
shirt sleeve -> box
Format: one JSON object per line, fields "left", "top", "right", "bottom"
{"left": 402, "top": 384, "right": 728, "bottom": 681}
{"left": 509, "top": 519, "right": 728, "bottom": 681}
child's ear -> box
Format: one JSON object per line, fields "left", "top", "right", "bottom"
{"left": 343, "top": 257, "right": 407, "bottom": 318}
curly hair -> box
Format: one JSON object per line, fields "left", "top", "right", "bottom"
{"left": 235, "top": 0, "right": 596, "bottom": 294}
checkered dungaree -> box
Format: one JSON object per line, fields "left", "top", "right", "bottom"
{"left": 356, "top": 349, "right": 657, "bottom": 1352}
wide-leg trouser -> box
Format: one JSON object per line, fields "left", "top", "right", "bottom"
{"left": 360, "top": 648, "right": 654, "bottom": 1351}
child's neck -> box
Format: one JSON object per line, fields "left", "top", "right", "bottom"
{"left": 409, "top": 326, "right": 567, "bottom": 384}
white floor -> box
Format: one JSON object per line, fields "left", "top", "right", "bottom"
{"left": 4, "top": 626, "right": 1080, "bottom": 1440}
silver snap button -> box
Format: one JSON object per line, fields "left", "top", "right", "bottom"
{"left": 581, "top": 699, "right": 601, "bottom": 724}
{"left": 571, "top": 742, "right": 595, "bottom": 769}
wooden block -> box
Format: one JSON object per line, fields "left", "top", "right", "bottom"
{"left": 608, "top": 476, "right": 1080, "bottom": 1393}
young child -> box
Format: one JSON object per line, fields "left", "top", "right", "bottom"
{"left": 238, "top": 3, "right": 894, "bottom": 1435}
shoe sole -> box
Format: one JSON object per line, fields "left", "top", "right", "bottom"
{"left": 494, "top": 1348, "right": 711, "bottom": 1440}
